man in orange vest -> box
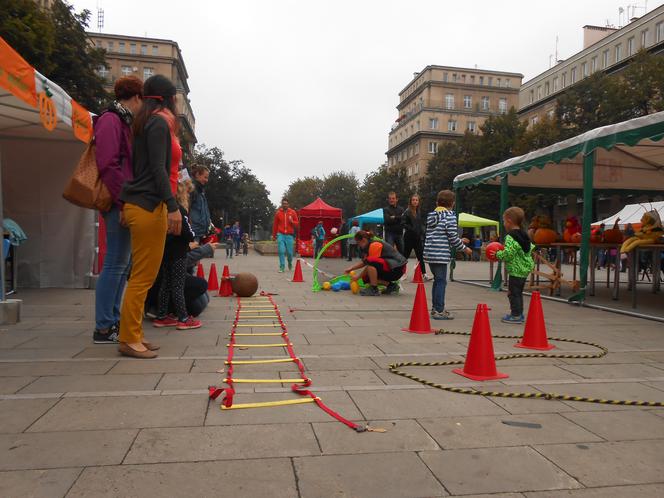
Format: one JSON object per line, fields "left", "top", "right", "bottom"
{"left": 272, "top": 197, "right": 299, "bottom": 272}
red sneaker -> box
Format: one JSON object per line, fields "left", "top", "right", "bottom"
{"left": 176, "top": 317, "right": 202, "bottom": 330}
{"left": 153, "top": 316, "right": 178, "bottom": 328}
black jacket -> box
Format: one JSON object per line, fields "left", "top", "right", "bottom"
{"left": 401, "top": 209, "right": 424, "bottom": 239}
{"left": 120, "top": 115, "right": 177, "bottom": 213}
{"left": 163, "top": 205, "right": 195, "bottom": 261}
{"left": 383, "top": 205, "right": 404, "bottom": 235}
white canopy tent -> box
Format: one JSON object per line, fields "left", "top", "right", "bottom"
{"left": 592, "top": 201, "right": 664, "bottom": 230}
{"left": 0, "top": 36, "right": 95, "bottom": 289}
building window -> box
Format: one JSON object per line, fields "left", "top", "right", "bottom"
{"left": 641, "top": 29, "right": 648, "bottom": 47}
{"left": 553, "top": 77, "right": 559, "bottom": 92}
{"left": 96, "top": 65, "right": 109, "bottom": 79}
{"left": 627, "top": 37, "right": 635, "bottom": 56}
{"left": 498, "top": 98, "right": 507, "bottom": 114}
{"left": 481, "top": 96, "right": 489, "bottom": 111}
{"left": 141, "top": 44, "right": 147, "bottom": 55}
{"left": 531, "top": 116, "right": 539, "bottom": 126}
{"left": 591, "top": 56, "right": 597, "bottom": 73}
{"left": 461, "top": 74, "right": 466, "bottom": 84}
{"left": 130, "top": 42, "right": 137, "bottom": 54}
{"left": 615, "top": 44, "right": 622, "bottom": 62}
{"left": 529, "top": 90, "right": 534, "bottom": 104}
{"left": 479, "top": 76, "right": 484, "bottom": 85}
{"left": 657, "top": 22, "right": 664, "bottom": 43}
{"left": 107, "top": 41, "right": 114, "bottom": 52}
{"left": 448, "top": 120, "right": 457, "bottom": 132}
{"left": 602, "top": 50, "right": 610, "bottom": 68}
{"left": 561, "top": 72, "right": 567, "bottom": 87}
{"left": 153, "top": 45, "right": 159, "bottom": 55}
{"left": 547, "top": 109, "right": 555, "bottom": 119}
{"left": 445, "top": 94, "right": 454, "bottom": 110}
{"left": 442, "top": 72, "right": 448, "bottom": 82}
{"left": 505, "top": 78, "right": 511, "bottom": 87}
{"left": 415, "top": 142, "right": 420, "bottom": 154}
{"left": 467, "top": 121, "right": 476, "bottom": 133}
{"left": 581, "top": 62, "right": 588, "bottom": 77}
{"left": 416, "top": 121, "right": 420, "bottom": 131}
{"left": 428, "top": 141, "right": 438, "bottom": 154}
{"left": 470, "top": 75, "right": 475, "bottom": 84}
{"left": 121, "top": 65, "right": 132, "bottom": 77}
{"left": 463, "top": 95, "right": 472, "bottom": 109}
{"left": 429, "top": 118, "right": 438, "bottom": 129}
{"left": 536, "top": 86, "right": 542, "bottom": 99}
{"left": 488, "top": 76, "right": 493, "bottom": 86}
{"left": 571, "top": 67, "right": 577, "bottom": 83}
{"left": 496, "top": 77, "right": 501, "bottom": 87}
{"left": 452, "top": 73, "right": 457, "bottom": 82}
{"left": 118, "top": 41, "right": 125, "bottom": 53}
{"left": 544, "top": 82, "right": 550, "bottom": 96}
{"left": 143, "top": 67, "right": 154, "bottom": 80}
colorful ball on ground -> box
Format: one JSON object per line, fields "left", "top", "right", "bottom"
{"left": 485, "top": 242, "right": 505, "bottom": 262}
{"left": 350, "top": 281, "right": 360, "bottom": 294}
{"left": 340, "top": 281, "right": 351, "bottom": 290}
{"left": 322, "top": 281, "right": 331, "bottom": 290}
{"left": 231, "top": 272, "right": 258, "bottom": 297}
{"left": 332, "top": 282, "right": 342, "bottom": 292}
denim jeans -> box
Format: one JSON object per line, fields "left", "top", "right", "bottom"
{"left": 314, "top": 239, "right": 324, "bottom": 258}
{"left": 95, "top": 207, "right": 131, "bottom": 329}
{"left": 277, "top": 233, "right": 294, "bottom": 269}
{"left": 384, "top": 231, "right": 404, "bottom": 254}
{"left": 428, "top": 263, "right": 448, "bottom": 313}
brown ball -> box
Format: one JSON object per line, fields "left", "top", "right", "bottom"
{"left": 231, "top": 272, "right": 258, "bottom": 297}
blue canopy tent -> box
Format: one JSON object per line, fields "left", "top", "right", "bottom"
{"left": 351, "top": 208, "right": 384, "bottom": 227}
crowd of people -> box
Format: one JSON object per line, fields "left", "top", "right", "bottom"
{"left": 92, "top": 75, "right": 246, "bottom": 359}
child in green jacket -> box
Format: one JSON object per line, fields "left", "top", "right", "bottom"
{"left": 496, "top": 207, "right": 535, "bottom": 324}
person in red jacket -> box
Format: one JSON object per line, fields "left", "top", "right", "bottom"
{"left": 272, "top": 197, "right": 299, "bottom": 272}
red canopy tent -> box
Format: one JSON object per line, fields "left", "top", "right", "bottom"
{"left": 297, "top": 198, "right": 342, "bottom": 257}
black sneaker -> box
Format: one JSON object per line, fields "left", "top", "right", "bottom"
{"left": 93, "top": 324, "right": 119, "bottom": 344}
{"left": 381, "top": 282, "right": 399, "bottom": 295}
{"left": 360, "top": 286, "right": 380, "bottom": 296}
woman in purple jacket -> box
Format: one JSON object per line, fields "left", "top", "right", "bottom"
{"left": 93, "top": 77, "right": 143, "bottom": 344}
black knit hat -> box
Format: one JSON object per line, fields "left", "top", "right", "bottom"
{"left": 143, "top": 74, "right": 176, "bottom": 99}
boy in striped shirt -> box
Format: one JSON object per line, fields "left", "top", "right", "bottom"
{"left": 423, "top": 190, "right": 472, "bottom": 320}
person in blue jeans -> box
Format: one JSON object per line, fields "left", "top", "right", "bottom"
{"left": 93, "top": 76, "right": 143, "bottom": 344}
{"left": 272, "top": 198, "right": 299, "bottom": 272}
{"left": 312, "top": 220, "right": 326, "bottom": 258}
{"left": 423, "top": 190, "right": 472, "bottom": 320}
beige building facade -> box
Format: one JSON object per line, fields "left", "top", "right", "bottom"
{"left": 387, "top": 66, "right": 522, "bottom": 187}
{"left": 518, "top": 5, "right": 664, "bottom": 125}
{"left": 89, "top": 32, "right": 197, "bottom": 158}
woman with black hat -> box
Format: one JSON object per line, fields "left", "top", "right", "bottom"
{"left": 117, "top": 75, "right": 182, "bottom": 359}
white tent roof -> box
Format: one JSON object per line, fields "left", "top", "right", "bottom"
{"left": 592, "top": 201, "right": 664, "bottom": 229}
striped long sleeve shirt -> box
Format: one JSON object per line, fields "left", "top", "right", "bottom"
{"left": 423, "top": 207, "right": 466, "bottom": 264}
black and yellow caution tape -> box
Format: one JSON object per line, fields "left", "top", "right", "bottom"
{"left": 388, "top": 329, "right": 664, "bottom": 407}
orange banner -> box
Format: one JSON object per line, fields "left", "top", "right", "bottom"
{"left": 71, "top": 99, "right": 92, "bottom": 143}
{"left": 0, "top": 36, "right": 37, "bottom": 107}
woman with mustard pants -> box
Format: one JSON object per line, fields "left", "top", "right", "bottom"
{"left": 118, "top": 75, "right": 182, "bottom": 359}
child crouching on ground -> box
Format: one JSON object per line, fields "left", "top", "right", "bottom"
{"left": 153, "top": 179, "right": 201, "bottom": 330}
{"left": 423, "top": 190, "right": 472, "bottom": 320}
{"left": 496, "top": 206, "right": 535, "bottom": 324}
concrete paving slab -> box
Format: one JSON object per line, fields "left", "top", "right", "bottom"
{"left": 535, "top": 440, "right": 664, "bottom": 486}
{"left": 107, "top": 359, "right": 193, "bottom": 374}
{"left": 0, "top": 348, "right": 84, "bottom": 360}
{"left": 75, "top": 345, "right": 187, "bottom": 358}
{"left": 293, "top": 344, "right": 386, "bottom": 356}
{"left": 524, "top": 483, "right": 664, "bottom": 497}
{"left": 67, "top": 459, "right": 297, "bottom": 498}
{"left": 301, "top": 356, "right": 380, "bottom": 371}
{"left": 294, "top": 452, "right": 447, "bottom": 498}
{"left": 18, "top": 374, "right": 162, "bottom": 394}
{"left": 561, "top": 409, "right": 664, "bottom": 441}
{"left": 0, "top": 398, "right": 59, "bottom": 433}
{"left": 0, "top": 334, "right": 37, "bottom": 348}
{"left": 369, "top": 354, "right": 465, "bottom": 369}
{"left": 418, "top": 413, "right": 602, "bottom": 449}
{"left": 557, "top": 363, "right": 664, "bottom": 379}
{"left": 191, "top": 358, "right": 301, "bottom": 372}
{"left": 303, "top": 333, "right": 395, "bottom": 345}
{"left": 205, "top": 391, "right": 363, "bottom": 426}
{"left": 349, "top": 388, "right": 506, "bottom": 419}
{"left": 0, "top": 360, "right": 116, "bottom": 377}
{"left": 313, "top": 419, "right": 439, "bottom": 454}
{"left": 27, "top": 394, "right": 206, "bottom": 432}
{"left": 420, "top": 446, "right": 581, "bottom": 495}
{"left": 0, "top": 429, "right": 137, "bottom": 470}
{"left": 532, "top": 382, "right": 664, "bottom": 411}
{"left": 156, "top": 373, "right": 225, "bottom": 391}
{"left": 15, "top": 336, "right": 93, "bottom": 349}
{"left": 184, "top": 345, "right": 288, "bottom": 358}
{"left": 290, "top": 369, "right": 385, "bottom": 387}
{"left": 0, "top": 376, "right": 36, "bottom": 394}
{"left": 124, "top": 423, "right": 320, "bottom": 464}
{"left": 0, "top": 468, "right": 82, "bottom": 498}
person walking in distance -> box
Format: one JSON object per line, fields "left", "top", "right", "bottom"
{"left": 347, "top": 220, "right": 360, "bottom": 261}
{"left": 189, "top": 165, "right": 211, "bottom": 242}
{"left": 383, "top": 191, "right": 404, "bottom": 253}
{"left": 93, "top": 76, "right": 143, "bottom": 344}
{"left": 272, "top": 197, "right": 299, "bottom": 272}
{"left": 232, "top": 221, "right": 242, "bottom": 255}
{"left": 401, "top": 194, "right": 429, "bottom": 281}
{"left": 311, "top": 220, "right": 326, "bottom": 258}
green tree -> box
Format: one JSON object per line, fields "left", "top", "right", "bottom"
{"left": 320, "top": 171, "right": 359, "bottom": 218}
{"left": 621, "top": 49, "right": 664, "bottom": 117}
{"left": 357, "top": 165, "right": 413, "bottom": 214}
{"left": 282, "top": 177, "right": 322, "bottom": 209}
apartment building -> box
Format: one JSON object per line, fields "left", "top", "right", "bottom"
{"left": 387, "top": 66, "right": 523, "bottom": 187}
{"left": 89, "top": 33, "right": 197, "bottom": 158}
{"left": 519, "top": 5, "right": 664, "bottom": 125}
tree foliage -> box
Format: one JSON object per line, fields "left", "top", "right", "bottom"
{"left": 282, "top": 177, "right": 322, "bottom": 209}
{"left": 0, "top": 0, "right": 109, "bottom": 113}
{"left": 282, "top": 171, "right": 359, "bottom": 218}
{"left": 357, "top": 165, "right": 414, "bottom": 214}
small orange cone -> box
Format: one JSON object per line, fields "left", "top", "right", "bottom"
{"left": 218, "top": 265, "right": 233, "bottom": 297}
{"left": 411, "top": 264, "right": 423, "bottom": 283}
{"left": 291, "top": 259, "right": 304, "bottom": 283}
{"left": 515, "top": 291, "right": 555, "bottom": 351}
{"left": 196, "top": 263, "right": 205, "bottom": 278}
{"left": 453, "top": 304, "right": 509, "bottom": 381}
{"left": 402, "top": 283, "right": 433, "bottom": 334}
{"left": 207, "top": 263, "right": 219, "bottom": 291}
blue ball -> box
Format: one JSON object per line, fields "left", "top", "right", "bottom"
{"left": 340, "top": 281, "right": 351, "bottom": 290}
{"left": 332, "top": 283, "right": 341, "bottom": 292}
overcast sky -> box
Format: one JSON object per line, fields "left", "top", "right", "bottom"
{"left": 72, "top": 0, "right": 658, "bottom": 204}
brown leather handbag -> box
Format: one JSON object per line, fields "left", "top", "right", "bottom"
{"left": 62, "top": 140, "right": 112, "bottom": 212}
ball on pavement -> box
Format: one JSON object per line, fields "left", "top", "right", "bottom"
{"left": 332, "top": 282, "right": 341, "bottom": 292}
{"left": 485, "top": 241, "right": 505, "bottom": 262}
{"left": 231, "top": 272, "right": 259, "bottom": 297}
{"left": 350, "top": 281, "right": 360, "bottom": 294}
{"left": 322, "top": 281, "right": 331, "bottom": 290}
{"left": 340, "top": 281, "right": 351, "bottom": 290}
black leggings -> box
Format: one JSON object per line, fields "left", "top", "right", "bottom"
{"left": 157, "top": 258, "right": 188, "bottom": 322}
{"left": 402, "top": 232, "right": 426, "bottom": 275}
{"left": 508, "top": 276, "right": 527, "bottom": 317}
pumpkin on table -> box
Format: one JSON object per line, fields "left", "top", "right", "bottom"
{"left": 532, "top": 215, "right": 559, "bottom": 245}
{"left": 603, "top": 219, "right": 624, "bottom": 244}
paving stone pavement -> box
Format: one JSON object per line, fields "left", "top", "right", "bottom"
{"left": 0, "top": 254, "right": 663, "bottom": 497}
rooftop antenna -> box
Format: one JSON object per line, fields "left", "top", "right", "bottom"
{"left": 96, "top": 0, "right": 104, "bottom": 32}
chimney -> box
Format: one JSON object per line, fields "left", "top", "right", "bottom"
{"left": 582, "top": 25, "right": 618, "bottom": 49}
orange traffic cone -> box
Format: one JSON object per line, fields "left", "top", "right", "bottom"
{"left": 515, "top": 291, "right": 555, "bottom": 351}
{"left": 218, "top": 265, "right": 233, "bottom": 297}
{"left": 291, "top": 259, "right": 304, "bottom": 283}
{"left": 411, "top": 264, "right": 423, "bottom": 284}
{"left": 207, "top": 263, "right": 219, "bottom": 291}
{"left": 402, "top": 283, "right": 433, "bottom": 334}
{"left": 196, "top": 263, "right": 205, "bottom": 278}
{"left": 453, "top": 304, "right": 509, "bottom": 381}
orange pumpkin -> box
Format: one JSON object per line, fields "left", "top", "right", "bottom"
{"left": 533, "top": 228, "right": 559, "bottom": 245}
{"left": 603, "top": 219, "right": 623, "bottom": 244}
{"left": 571, "top": 232, "right": 582, "bottom": 243}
